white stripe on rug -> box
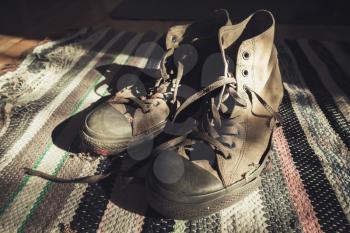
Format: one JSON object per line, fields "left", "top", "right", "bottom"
{"left": 220, "top": 190, "right": 268, "bottom": 233}
{"left": 17, "top": 30, "right": 109, "bottom": 105}
{"left": 0, "top": 32, "right": 135, "bottom": 232}
{"left": 0, "top": 29, "right": 106, "bottom": 139}
{"left": 174, "top": 220, "right": 187, "bottom": 233}
{"left": 0, "top": 31, "right": 124, "bottom": 174}
{"left": 0, "top": 28, "right": 91, "bottom": 88}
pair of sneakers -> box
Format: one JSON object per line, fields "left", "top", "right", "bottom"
{"left": 81, "top": 9, "right": 283, "bottom": 219}
{"left": 28, "top": 9, "right": 284, "bottom": 219}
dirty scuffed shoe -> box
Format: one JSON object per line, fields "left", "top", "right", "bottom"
{"left": 81, "top": 10, "right": 232, "bottom": 156}
{"left": 146, "top": 10, "right": 284, "bottom": 219}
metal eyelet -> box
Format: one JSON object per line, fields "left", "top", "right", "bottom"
{"left": 242, "top": 69, "right": 249, "bottom": 77}
{"left": 171, "top": 35, "right": 177, "bottom": 43}
{"left": 242, "top": 51, "right": 250, "bottom": 60}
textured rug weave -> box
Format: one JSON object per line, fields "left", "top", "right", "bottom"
{"left": 0, "top": 28, "right": 349, "bottom": 233}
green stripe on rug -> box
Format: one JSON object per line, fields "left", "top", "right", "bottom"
{"left": 16, "top": 75, "right": 103, "bottom": 233}
{"left": 16, "top": 32, "right": 154, "bottom": 233}
{"left": 0, "top": 30, "right": 118, "bottom": 218}
{"left": 0, "top": 28, "right": 111, "bottom": 173}
{"left": 0, "top": 143, "right": 51, "bottom": 216}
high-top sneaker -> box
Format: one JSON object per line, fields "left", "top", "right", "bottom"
{"left": 80, "top": 10, "right": 232, "bottom": 156}
{"left": 146, "top": 10, "right": 284, "bottom": 219}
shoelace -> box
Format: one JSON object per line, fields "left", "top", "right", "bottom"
{"left": 157, "top": 72, "right": 282, "bottom": 160}
{"left": 108, "top": 48, "right": 184, "bottom": 113}
{"left": 205, "top": 84, "right": 281, "bottom": 159}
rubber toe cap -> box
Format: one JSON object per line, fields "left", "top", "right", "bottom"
{"left": 85, "top": 103, "right": 132, "bottom": 140}
{"left": 151, "top": 150, "right": 223, "bottom": 196}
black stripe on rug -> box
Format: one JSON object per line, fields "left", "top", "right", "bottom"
{"left": 259, "top": 149, "right": 302, "bottom": 233}
{"left": 141, "top": 208, "right": 176, "bottom": 233}
{"left": 0, "top": 30, "right": 118, "bottom": 159}
{"left": 279, "top": 91, "right": 350, "bottom": 232}
{"left": 69, "top": 32, "right": 162, "bottom": 233}
{"left": 69, "top": 157, "right": 116, "bottom": 233}
{"left": 308, "top": 40, "right": 350, "bottom": 96}
{"left": 184, "top": 213, "right": 221, "bottom": 233}
{"left": 285, "top": 39, "right": 350, "bottom": 149}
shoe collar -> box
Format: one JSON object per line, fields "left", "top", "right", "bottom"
{"left": 218, "top": 10, "right": 275, "bottom": 51}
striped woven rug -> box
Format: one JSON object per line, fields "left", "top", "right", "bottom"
{"left": 0, "top": 28, "right": 349, "bottom": 233}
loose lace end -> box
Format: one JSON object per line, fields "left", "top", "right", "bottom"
{"left": 23, "top": 167, "right": 110, "bottom": 184}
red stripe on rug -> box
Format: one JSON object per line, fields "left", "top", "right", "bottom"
{"left": 273, "top": 127, "right": 323, "bottom": 233}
